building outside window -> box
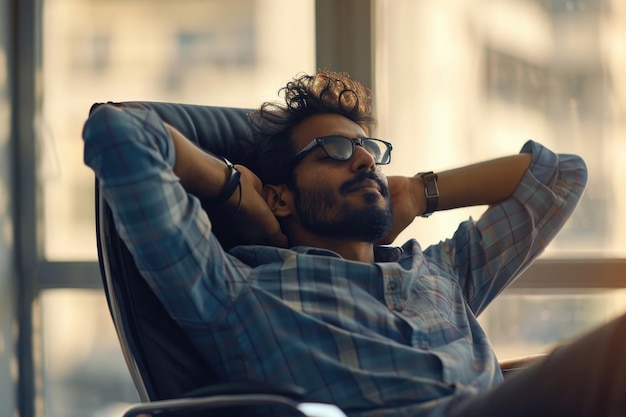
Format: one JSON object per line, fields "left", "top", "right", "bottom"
{"left": 39, "top": 1, "right": 315, "bottom": 416}
{"left": 374, "top": 0, "right": 626, "bottom": 359}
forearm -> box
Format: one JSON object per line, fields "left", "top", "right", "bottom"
{"left": 424, "top": 141, "right": 587, "bottom": 313}
{"left": 165, "top": 123, "right": 288, "bottom": 248}
{"left": 432, "top": 153, "right": 532, "bottom": 213}
{"left": 83, "top": 104, "right": 220, "bottom": 271}
{"left": 83, "top": 105, "right": 244, "bottom": 322}
{"left": 165, "top": 123, "right": 233, "bottom": 205}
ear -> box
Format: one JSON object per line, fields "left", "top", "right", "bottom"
{"left": 262, "top": 184, "right": 294, "bottom": 218}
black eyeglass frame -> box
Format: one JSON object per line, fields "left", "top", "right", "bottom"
{"left": 289, "top": 135, "right": 393, "bottom": 168}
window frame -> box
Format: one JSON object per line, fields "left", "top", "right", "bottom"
{"left": 14, "top": 0, "right": 40, "bottom": 415}
{"left": 12, "top": 0, "right": 626, "bottom": 416}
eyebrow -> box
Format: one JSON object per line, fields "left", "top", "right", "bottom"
{"left": 323, "top": 133, "right": 367, "bottom": 140}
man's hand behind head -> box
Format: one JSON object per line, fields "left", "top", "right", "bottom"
{"left": 210, "top": 165, "right": 288, "bottom": 249}
{"left": 377, "top": 176, "right": 422, "bottom": 245}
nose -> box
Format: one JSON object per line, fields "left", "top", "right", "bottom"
{"left": 350, "top": 142, "right": 377, "bottom": 172}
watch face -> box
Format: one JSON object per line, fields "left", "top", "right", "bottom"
{"left": 424, "top": 175, "right": 439, "bottom": 197}
{"left": 419, "top": 172, "right": 439, "bottom": 217}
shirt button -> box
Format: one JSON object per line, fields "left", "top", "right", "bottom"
{"left": 412, "top": 333, "right": 430, "bottom": 349}
{"left": 387, "top": 281, "right": 398, "bottom": 291}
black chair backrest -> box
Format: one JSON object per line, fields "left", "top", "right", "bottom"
{"left": 93, "top": 102, "right": 254, "bottom": 402}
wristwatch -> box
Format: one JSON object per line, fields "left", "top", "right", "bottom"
{"left": 417, "top": 171, "right": 439, "bottom": 217}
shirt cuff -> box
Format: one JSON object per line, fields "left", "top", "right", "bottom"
{"left": 520, "top": 139, "right": 558, "bottom": 189}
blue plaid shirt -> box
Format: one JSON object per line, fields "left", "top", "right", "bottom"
{"left": 84, "top": 105, "right": 587, "bottom": 417}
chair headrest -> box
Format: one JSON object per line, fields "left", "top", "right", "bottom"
{"left": 90, "top": 101, "right": 256, "bottom": 164}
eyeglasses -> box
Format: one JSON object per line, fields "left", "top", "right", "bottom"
{"left": 289, "top": 135, "right": 393, "bottom": 167}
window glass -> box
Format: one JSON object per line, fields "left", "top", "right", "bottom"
{"left": 41, "top": 0, "right": 315, "bottom": 260}
{"left": 374, "top": 0, "right": 626, "bottom": 356}
{"left": 478, "top": 288, "right": 626, "bottom": 358}
{"left": 40, "top": 289, "right": 138, "bottom": 417}
{"left": 374, "top": 0, "right": 626, "bottom": 258}
{"left": 39, "top": 1, "right": 315, "bottom": 415}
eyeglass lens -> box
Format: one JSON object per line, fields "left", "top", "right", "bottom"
{"left": 322, "top": 136, "right": 389, "bottom": 164}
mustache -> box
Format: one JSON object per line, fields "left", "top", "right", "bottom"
{"left": 340, "top": 171, "right": 389, "bottom": 197}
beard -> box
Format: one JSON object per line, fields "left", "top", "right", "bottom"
{"left": 293, "top": 172, "right": 393, "bottom": 243}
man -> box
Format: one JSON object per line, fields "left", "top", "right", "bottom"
{"left": 83, "top": 71, "right": 624, "bottom": 416}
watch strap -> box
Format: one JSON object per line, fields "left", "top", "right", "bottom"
{"left": 417, "top": 171, "right": 439, "bottom": 217}
{"left": 209, "top": 157, "right": 241, "bottom": 206}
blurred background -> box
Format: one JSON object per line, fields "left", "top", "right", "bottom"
{"left": 2, "top": 0, "right": 625, "bottom": 416}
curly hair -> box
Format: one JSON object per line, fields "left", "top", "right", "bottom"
{"left": 245, "top": 71, "right": 376, "bottom": 185}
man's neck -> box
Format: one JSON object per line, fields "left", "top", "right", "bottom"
{"left": 289, "top": 233, "right": 375, "bottom": 263}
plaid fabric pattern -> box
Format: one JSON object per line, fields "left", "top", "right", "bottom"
{"left": 83, "top": 105, "right": 588, "bottom": 417}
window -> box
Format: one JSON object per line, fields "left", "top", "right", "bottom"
{"left": 373, "top": 0, "right": 626, "bottom": 356}
{"left": 70, "top": 33, "right": 111, "bottom": 73}
{"left": 14, "top": 1, "right": 625, "bottom": 416}
{"left": 38, "top": 0, "right": 315, "bottom": 415}
{"left": 41, "top": 0, "right": 315, "bottom": 261}
{"left": 40, "top": 290, "right": 138, "bottom": 417}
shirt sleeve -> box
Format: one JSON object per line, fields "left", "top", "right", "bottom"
{"left": 83, "top": 104, "right": 249, "bottom": 327}
{"left": 423, "top": 140, "right": 588, "bottom": 316}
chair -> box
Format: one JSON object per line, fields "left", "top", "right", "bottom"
{"left": 92, "top": 101, "right": 542, "bottom": 417}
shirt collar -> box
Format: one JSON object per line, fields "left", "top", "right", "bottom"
{"left": 374, "top": 245, "right": 404, "bottom": 262}
{"left": 290, "top": 245, "right": 403, "bottom": 263}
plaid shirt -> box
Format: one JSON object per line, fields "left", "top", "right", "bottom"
{"left": 84, "top": 105, "right": 587, "bottom": 417}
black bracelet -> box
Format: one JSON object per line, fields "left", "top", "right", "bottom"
{"left": 232, "top": 182, "right": 243, "bottom": 217}
{"left": 209, "top": 157, "right": 241, "bottom": 206}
